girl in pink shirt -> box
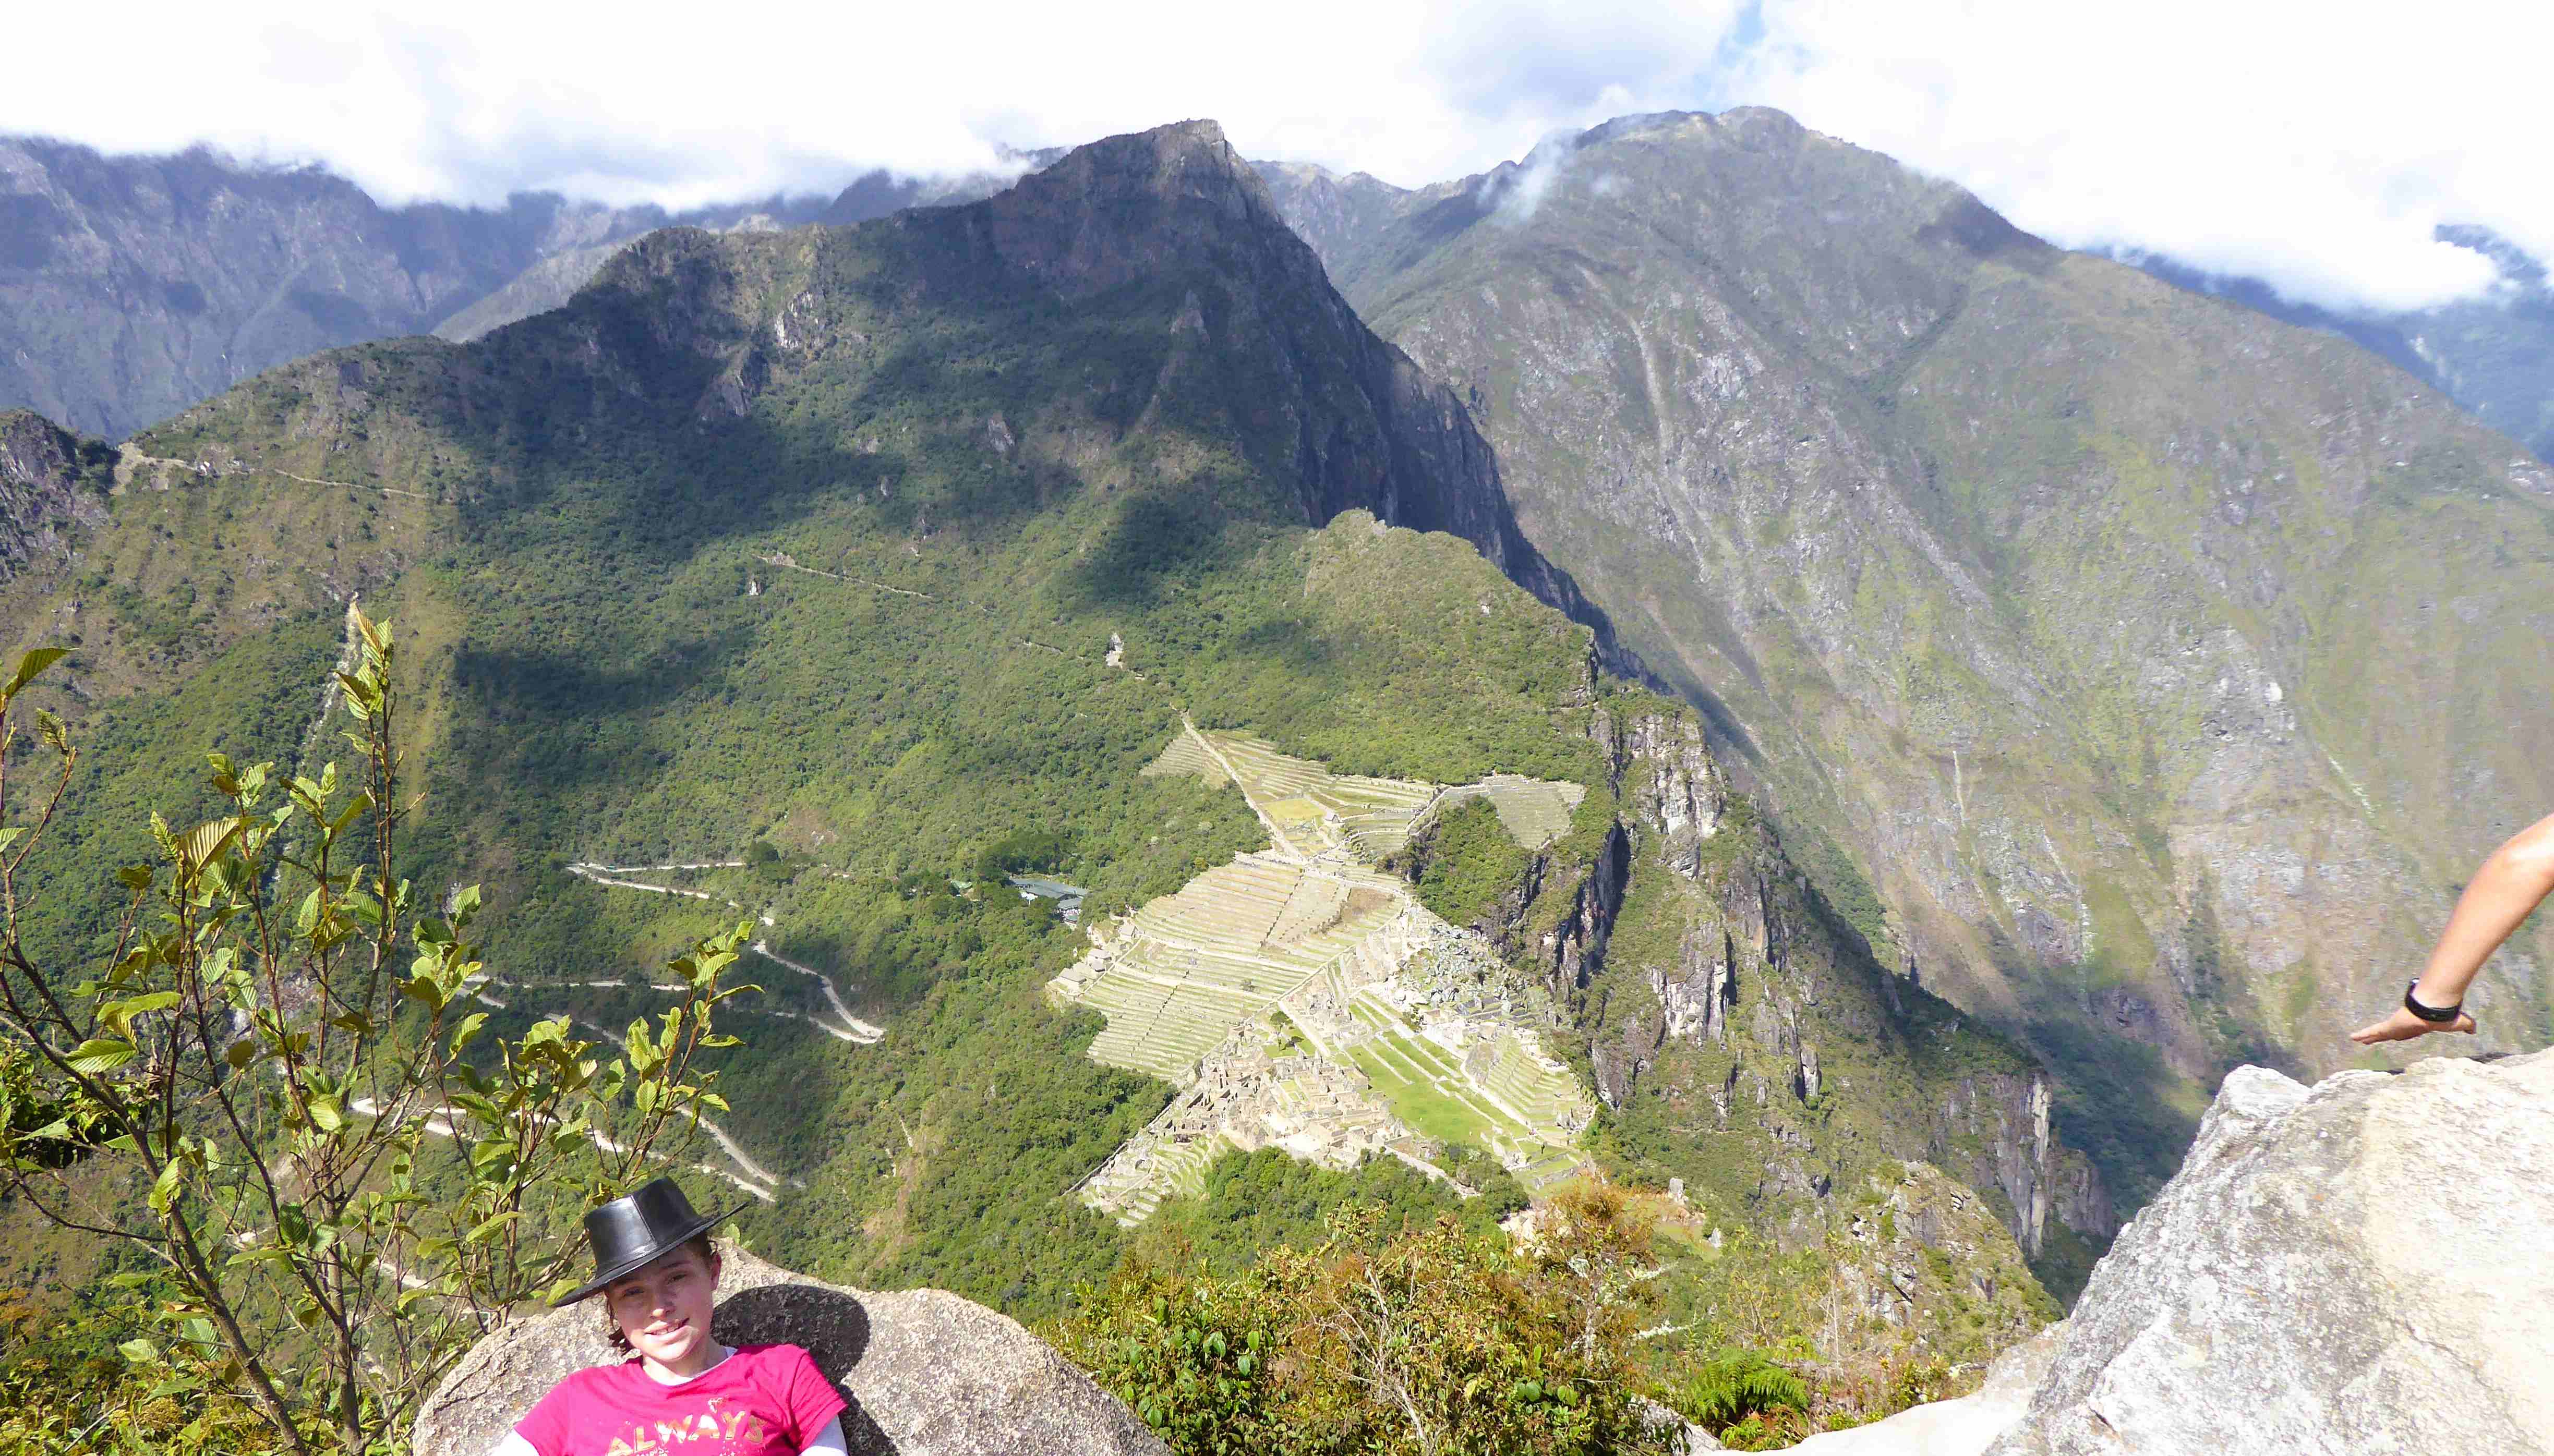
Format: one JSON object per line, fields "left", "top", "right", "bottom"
{"left": 489, "top": 1179, "right": 847, "bottom": 1456}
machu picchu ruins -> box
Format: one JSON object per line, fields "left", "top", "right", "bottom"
{"left": 1051, "top": 723, "right": 1596, "bottom": 1224}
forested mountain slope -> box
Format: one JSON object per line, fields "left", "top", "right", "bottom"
{"left": 1263, "top": 107, "right": 2554, "bottom": 1211}
{"left": 0, "top": 119, "right": 2102, "bottom": 1345}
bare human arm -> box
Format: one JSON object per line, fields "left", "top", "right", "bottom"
{"left": 2352, "top": 811, "right": 2554, "bottom": 1045}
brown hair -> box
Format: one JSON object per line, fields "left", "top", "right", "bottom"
{"left": 599, "top": 1234, "right": 718, "bottom": 1356}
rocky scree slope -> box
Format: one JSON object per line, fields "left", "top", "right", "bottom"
{"left": 0, "top": 119, "right": 2097, "bottom": 1337}
{"left": 1267, "top": 107, "right": 2554, "bottom": 1212}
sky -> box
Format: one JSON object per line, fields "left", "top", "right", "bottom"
{"left": 5, "top": 1, "right": 2542, "bottom": 316}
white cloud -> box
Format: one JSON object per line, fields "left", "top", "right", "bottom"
{"left": 2, "top": 0, "right": 2542, "bottom": 313}
{"left": 1737, "top": 0, "right": 2549, "bottom": 313}
{"left": 0, "top": 1, "right": 1742, "bottom": 209}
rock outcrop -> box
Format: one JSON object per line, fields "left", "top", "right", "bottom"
{"left": 410, "top": 1245, "right": 1167, "bottom": 1456}
{"left": 1957, "top": 1049, "right": 2554, "bottom": 1454}
{"left": 0, "top": 409, "right": 106, "bottom": 583}
{"left": 1563, "top": 699, "right": 2115, "bottom": 1271}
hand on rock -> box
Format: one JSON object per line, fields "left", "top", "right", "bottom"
{"left": 2348, "top": 1005, "right": 2476, "bottom": 1045}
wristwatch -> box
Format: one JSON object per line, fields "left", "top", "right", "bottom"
{"left": 2403, "top": 981, "right": 2463, "bottom": 1024}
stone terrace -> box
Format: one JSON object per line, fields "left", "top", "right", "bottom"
{"left": 1053, "top": 724, "right": 1601, "bottom": 1216}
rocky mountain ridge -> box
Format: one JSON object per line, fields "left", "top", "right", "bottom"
{"left": 1260, "top": 106, "right": 2554, "bottom": 1215}
{"left": 0, "top": 136, "right": 1045, "bottom": 440}
{"left": 2127, "top": 225, "right": 2554, "bottom": 465}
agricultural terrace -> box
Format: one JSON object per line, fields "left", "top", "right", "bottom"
{"left": 1438, "top": 774, "right": 1586, "bottom": 852}
{"left": 1053, "top": 723, "right": 1597, "bottom": 1217}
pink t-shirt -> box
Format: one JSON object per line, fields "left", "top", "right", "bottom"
{"left": 514, "top": 1343, "right": 846, "bottom": 1456}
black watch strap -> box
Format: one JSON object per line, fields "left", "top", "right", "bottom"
{"left": 2404, "top": 981, "right": 2462, "bottom": 1023}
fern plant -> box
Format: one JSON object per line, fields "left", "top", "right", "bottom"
{"left": 1658, "top": 1346, "right": 1810, "bottom": 1439}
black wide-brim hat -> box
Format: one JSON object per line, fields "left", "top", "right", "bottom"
{"left": 553, "top": 1175, "right": 753, "bottom": 1307}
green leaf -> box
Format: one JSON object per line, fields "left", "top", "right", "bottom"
{"left": 116, "top": 1338, "right": 162, "bottom": 1367}
{"left": 2, "top": 647, "right": 67, "bottom": 702}
{"left": 450, "top": 1011, "right": 490, "bottom": 1054}
{"left": 400, "top": 974, "right": 449, "bottom": 1015}
{"left": 103, "top": 991, "right": 182, "bottom": 1035}
{"left": 465, "top": 1210, "right": 521, "bottom": 1245}
{"left": 307, "top": 1099, "right": 345, "bottom": 1133}
{"left": 177, "top": 817, "right": 245, "bottom": 874}
{"left": 0, "top": 827, "right": 22, "bottom": 857}
{"left": 148, "top": 1160, "right": 187, "bottom": 1216}
{"left": 66, "top": 1037, "right": 137, "bottom": 1075}
{"left": 328, "top": 793, "right": 373, "bottom": 834}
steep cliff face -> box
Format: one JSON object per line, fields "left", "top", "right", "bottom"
{"left": 1571, "top": 701, "right": 2115, "bottom": 1287}
{"left": 941, "top": 122, "right": 1615, "bottom": 642}
{"left": 0, "top": 410, "right": 109, "bottom": 583}
{"left": 1419, "top": 683, "right": 2114, "bottom": 1285}
{"left": 1266, "top": 107, "right": 2554, "bottom": 1219}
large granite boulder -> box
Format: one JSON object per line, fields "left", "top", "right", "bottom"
{"left": 410, "top": 1245, "right": 1167, "bottom": 1456}
{"left": 1986, "top": 1048, "right": 2552, "bottom": 1454}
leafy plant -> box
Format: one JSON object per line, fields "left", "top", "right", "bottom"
{"left": 0, "top": 626, "right": 754, "bottom": 1455}
{"left": 1056, "top": 1185, "right": 1676, "bottom": 1456}
{"left": 1658, "top": 1347, "right": 1810, "bottom": 1441}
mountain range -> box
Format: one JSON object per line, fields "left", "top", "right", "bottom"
{"left": 0, "top": 135, "right": 1059, "bottom": 439}
{"left": 3, "top": 106, "right": 2547, "bottom": 1395}
{"left": 0, "top": 116, "right": 2097, "bottom": 1394}
{"left": 14, "top": 131, "right": 2551, "bottom": 466}
{"left": 1251, "top": 109, "right": 2553, "bottom": 1201}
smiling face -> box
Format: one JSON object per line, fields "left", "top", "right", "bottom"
{"left": 604, "top": 1239, "right": 722, "bottom": 1376}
